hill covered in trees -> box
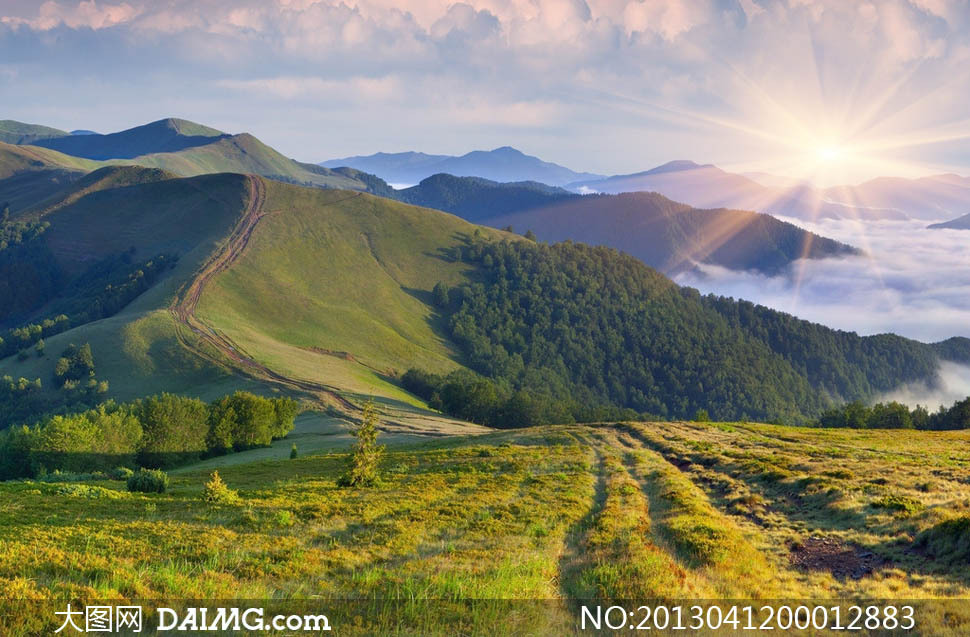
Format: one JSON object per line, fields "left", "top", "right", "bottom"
{"left": 397, "top": 174, "right": 858, "bottom": 275}
{"left": 408, "top": 237, "right": 969, "bottom": 424}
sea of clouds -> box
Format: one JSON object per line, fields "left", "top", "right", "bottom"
{"left": 675, "top": 218, "right": 970, "bottom": 409}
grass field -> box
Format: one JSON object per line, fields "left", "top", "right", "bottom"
{"left": 2, "top": 420, "right": 968, "bottom": 635}
{"left": 194, "top": 179, "right": 517, "bottom": 397}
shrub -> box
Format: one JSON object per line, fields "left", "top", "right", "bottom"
{"left": 201, "top": 470, "right": 239, "bottom": 505}
{"left": 53, "top": 484, "right": 124, "bottom": 499}
{"left": 339, "top": 401, "right": 384, "bottom": 487}
{"left": 127, "top": 468, "right": 169, "bottom": 493}
{"left": 872, "top": 493, "right": 924, "bottom": 516}
{"left": 110, "top": 466, "right": 135, "bottom": 481}
{"left": 290, "top": 443, "right": 298, "bottom": 459}
{"left": 915, "top": 516, "right": 970, "bottom": 565}
{"left": 693, "top": 409, "right": 711, "bottom": 422}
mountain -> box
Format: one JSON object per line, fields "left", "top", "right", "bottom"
{"left": 825, "top": 174, "right": 970, "bottom": 222}
{"left": 1, "top": 169, "right": 968, "bottom": 430}
{"left": 395, "top": 174, "right": 575, "bottom": 222}
{"left": 569, "top": 160, "right": 907, "bottom": 221}
{"left": 4, "top": 118, "right": 384, "bottom": 194}
{"left": 928, "top": 212, "right": 970, "bottom": 229}
{"left": 0, "top": 141, "right": 102, "bottom": 213}
{"left": 29, "top": 118, "right": 227, "bottom": 160}
{"left": 322, "top": 146, "right": 604, "bottom": 186}
{"left": 0, "top": 120, "right": 68, "bottom": 145}
{"left": 396, "top": 174, "right": 858, "bottom": 275}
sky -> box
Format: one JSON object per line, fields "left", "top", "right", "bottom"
{"left": 3, "top": 0, "right": 970, "bottom": 184}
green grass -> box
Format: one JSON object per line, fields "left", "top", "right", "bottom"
{"left": 2, "top": 421, "right": 969, "bottom": 635}
{"left": 115, "top": 133, "right": 369, "bottom": 190}
{"left": 196, "top": 180, "right": 518, "bottom": 392}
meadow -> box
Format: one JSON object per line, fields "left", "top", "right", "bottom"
{"left": 1, "top": 419, "right": 968, "bottom": 635}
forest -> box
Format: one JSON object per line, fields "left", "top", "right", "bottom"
{"left": 414, "top": 236, "right": 968, "bottom": 424}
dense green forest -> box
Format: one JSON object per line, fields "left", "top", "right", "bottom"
{"left": 0, "top": 391, "right": 300, "bottom": 479}
{"left": 412, "top": 237, "right": 967, "bottom": 424}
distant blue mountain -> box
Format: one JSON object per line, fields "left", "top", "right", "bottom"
{"left": 321, "top": 146, "right": 603, "bottom": 186}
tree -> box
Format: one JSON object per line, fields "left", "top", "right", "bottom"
{"left": 290, "top": 443, "right": 298, "bottom": 459}
{"left": 694, "top": 409, "right": 711, "bottom": 422}
{"left": 339, "top": 401, "right": 384, "bottom": 487}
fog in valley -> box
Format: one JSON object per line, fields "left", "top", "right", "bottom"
{"left": 676, "top": 218, "right": 970, "bottom": 409}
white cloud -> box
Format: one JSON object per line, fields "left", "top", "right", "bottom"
{"left": 3, "top": 0, "right": 140, "bottom": 30}
{"left": 880, "top": 361, "right": 970, "bottom": 411}
{"left": 675, "top": 218, "right": 970, "bottom": 344}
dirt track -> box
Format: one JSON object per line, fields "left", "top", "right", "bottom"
{"left": 170, "top": 175, "right": 360, "bottom": 412}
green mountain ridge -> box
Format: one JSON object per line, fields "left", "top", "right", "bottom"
{"left": 396, "top": 173, "right": 859, "bottom": 275}
{"left": 1, "top": 169, "right": 966, "bottom": 430}
{"left": 1, "top": 118, "right": 384, "bottom": 196}
{"left": 0, "top": 120, "right": 69, "bottom": 145}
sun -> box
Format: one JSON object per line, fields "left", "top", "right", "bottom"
{"left": 814, "top": 144, "right": 845, "bottom": 163}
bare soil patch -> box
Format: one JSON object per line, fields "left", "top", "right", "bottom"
{"left": 789, "top": 536, "right": 883, "bottom": 580}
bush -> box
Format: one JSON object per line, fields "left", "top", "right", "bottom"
{"left": 871, "top": 493, "right": 924, "bottom": 516}
{"left": 110, "top": 466, "right": 135, "bottom": 481}
{"left": 915, "top": 516, "right": 970, "bottom": 565}
{"left": 339, "top": 401, "right": 384, "bottom": 487}
{"left": 127, "top": 468, "right": 169, "bottom": 493}
{"left": 290, "top": 443, "right": 298, "bottom": 460}
{"left": 201, "top": 470, "right": 239, "bottom": 505}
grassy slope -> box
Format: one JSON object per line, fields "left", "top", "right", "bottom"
{"left": 1, "top": 174, "right": 510, "bottom": 415}
{"left": 0, "top": 142, "right": 106, "bottom": 213}
{"left": 0, "top": 172, "right": 258, "bottom": 401}
{"left": 0, "top": 120, "right": 68, "bottom": 145}
{"left": 1, "top": 421, "right": 968, "bottom": 634}
{"left": 195, "top": 179, "right": 514, "bottom": 401}
{"left": 119, "top": 134, "right": 370, "bottom": 190}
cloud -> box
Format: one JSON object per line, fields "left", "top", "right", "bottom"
{"left": 2, "top": 0, "right": 970, "bottom": 178}
{"left": 675, "top": 218, "right": 970, "bottom": 344}
{"left": 879, "top": 361, "right": 970, "bottom": 411}
{"left": 2, "top": 0, "right": 139, "bottom": 30}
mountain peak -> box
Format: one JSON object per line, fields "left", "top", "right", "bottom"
{"left": 643, "top": 160, "right": 709, "bottom": 175}
{"left": 490, "top": 146, "right": 524, "bottom": 155}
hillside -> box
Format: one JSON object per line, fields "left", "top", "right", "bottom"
{"left": 0, "top": 172, "right": 516, "bottom": 428}
{"left": 414, "top": 237, "right": 969, "bottom": 423}
{"left": 395, "top": 173, "right": 574, "bottom": 222}
{"left": 928, "top": 212, "right": 970, "bottom": 229}
{"left": 570, "top": 160, "right": 907, "bottom": 221}
{"left": 396, "top": 174, "right": 858, "bottom": 275}
{"left": 2, "top": 420, "right": 969, "bottom": 634}
{"left": 0, "top": 142, "right": 105, "bottom": 214}
{"left": 0, "top": 120, "right": 68, "bottom": 145}
{"left": 29, "top": 118, "right": 227, "bottom": 159}
{"left": 322, "top": 146, "right": 603, "bottom": 186}
{"left": 118, "top": 133, "right": 372, "bottom": 190}
{"left": 7, "top": 118, "right": 385, "bottom": 194}
{"left": 1, "top": 173, "right": 967, "bottom": 431}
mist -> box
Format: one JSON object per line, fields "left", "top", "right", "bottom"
{"left": 674, "top": 217, "right": 970, "bottom": 408}
{"left": 878, "top": 361, "right": 970, "bottom": 412}
{"left": 675, "top": 218, "right": 970, "bottom": 343}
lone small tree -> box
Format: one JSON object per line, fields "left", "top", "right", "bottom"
{"left": 339, "top": 400, "right": 384, "bottom": 487}
{"left": 290, "top": 443, "right": 298, "bottom": 459}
